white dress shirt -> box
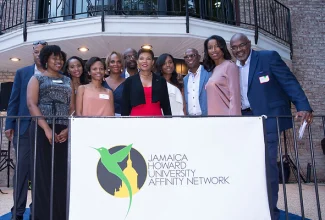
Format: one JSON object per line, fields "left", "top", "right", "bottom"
{"left": 34, "top": 65, "right": 42, "bottom": 75}
{"left": 124, "top": 69, "right": 130, "bottom": 78}
{"left": 187, "top": 65, "right": 202, "bottom": 115}
{"left": 236, "top": 50, "right": 252, "bottom": 110}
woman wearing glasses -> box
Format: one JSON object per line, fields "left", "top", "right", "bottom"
{"left": 121, "top": 49, "right": 171, "bottom": 116}
{"left": 203, "top": 35, "right": 241, "bottom": 115}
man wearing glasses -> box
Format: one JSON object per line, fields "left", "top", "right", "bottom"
{"left": 183, "top": 48, "right": 211, "bottom": 116}
{"left": 121, "top": 48, "right": 138, "bottom": 78}
{"left": 5, "top": 40, "right": 48, "bottom": 220}
{"left": 230, "top": 33, "right": 312, "bottom": 220}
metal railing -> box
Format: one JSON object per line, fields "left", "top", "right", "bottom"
{"left": 0, "top": 0, "right": 292, "bottom": 55}
{"left": 0, "top": 115, "right": 324, "bottom": 219}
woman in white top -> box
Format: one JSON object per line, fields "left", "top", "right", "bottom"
{"left": 156, "top": 53, "right": 184, "bottom": 115}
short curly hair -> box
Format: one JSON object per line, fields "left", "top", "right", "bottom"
{"left": 39, "top": 45, "right": 62, "bottom": 70}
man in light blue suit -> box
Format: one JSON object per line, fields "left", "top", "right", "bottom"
{"left": 183, "top": 48, "right": 211, "bottom": 116}
{"left": 230, "top": 33, "right": 313, "bottom": 220}
{"left": 5, "top": 41, "right": 47, "bottom": 220}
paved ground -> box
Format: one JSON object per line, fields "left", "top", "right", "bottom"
{"left": 0, "top": 184, "right": 324, "bottom": 219}
{"left": 277, "top": 183, "right": 325, "bottom": 219}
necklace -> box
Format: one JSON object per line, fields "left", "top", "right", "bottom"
{"left": 73, "top": 82, "right": 80, "bottom": 88}
{"left": 140, "top": 72, "right": 152, "bottom": 77}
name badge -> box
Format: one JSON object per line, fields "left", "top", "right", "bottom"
{"left": 52, "top": 79, "right": 63, "bottom": 84}
{"left": 99, "top": 94, "right": 109, "bottom": 99}
{"left": 259, "top": 75, "right": 270, "bottom": 84}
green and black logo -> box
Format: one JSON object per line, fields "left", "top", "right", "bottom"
{"left": 92, "top": 144, "right": 147, "bottom": 217}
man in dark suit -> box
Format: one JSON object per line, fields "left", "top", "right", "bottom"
{"left": 5, "top": 40, "right": 47, "bottom": 220}
{"left": 230, "top": 33, "right": 313, "bottom": 220}
{"left": 121, "top": 48, "right": 138, "bottom": 78}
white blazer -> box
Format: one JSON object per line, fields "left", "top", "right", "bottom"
{"left": 167, "top": 82, "right": 184, "bottom": 116}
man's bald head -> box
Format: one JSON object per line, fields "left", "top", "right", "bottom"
{"left": 123, "top": 48, "right": 138, "bottom": 71}
{"left": 230, "top": 33, "right": 251, "bottom": 65}
{"left": 185, "top": 48, "right": 199, "bottom": 55}
{"left": 184, "top": 48, "right": 201, "bottom": 72}
{"left": 230, "top": 33, "right": 249, "bottom": 43}
{"left": 123, "top": 48, "right": 137, "bottom": 57}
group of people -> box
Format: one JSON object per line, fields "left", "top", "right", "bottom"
{"left": 5, "top": 33, "right": 313, "bottom": 220}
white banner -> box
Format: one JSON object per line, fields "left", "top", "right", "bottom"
{"left": 69, "top": 117, "right": 271, "bottom": 220}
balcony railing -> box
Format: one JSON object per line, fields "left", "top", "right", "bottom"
{"left": 0, "top": 115, "right": 324, "bottom": 219}
{"left": 0, "top": 0, "right": 292, "bottom": 57}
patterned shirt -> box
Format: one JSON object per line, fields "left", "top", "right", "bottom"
{"left": 35, "top": 74, "right": 71, "bottom": 125}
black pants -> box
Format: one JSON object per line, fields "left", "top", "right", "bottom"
{"left": 11, "top": 127, "right": 32, "bottom": 217}
{"left": 30, "top": 122, "right": 68, "bottom": 220}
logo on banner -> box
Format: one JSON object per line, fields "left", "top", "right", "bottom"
{"left": 92, "top": 144, "right": 147, "bottom": 217}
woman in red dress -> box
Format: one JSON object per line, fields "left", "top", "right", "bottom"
{"left": 121, "top": 49, "right": 171, "bottom": 116}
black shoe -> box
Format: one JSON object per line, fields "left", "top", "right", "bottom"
{"left": 11, "top": 215, "right": 23, "bottom": 220}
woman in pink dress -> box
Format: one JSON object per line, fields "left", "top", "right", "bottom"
{"left": 203, "top": 35, "right": 241, "bottom": 115}
{"left": 76, "top": 57, "right": 114, "bottom": 116}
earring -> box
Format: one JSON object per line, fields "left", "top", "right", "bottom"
{"left": 45, "top": 63, "right": 48, "bottom": 69}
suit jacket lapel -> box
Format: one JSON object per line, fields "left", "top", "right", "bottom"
{"left": 248, "top": 50, "right": 258, "bottom": 90}
{"left": 134, "top": 73, "right": 145, "bottom": 102}
{"left": 25, "top": 65, "right": 35, "bottom": 81}
{"left": 151, "top": 73, "right": 160, "bottom": 101}
{"left": 198, "top": 67, "right": 205, "bottom": 96}
{"left": 183, "top": 75, "right": 189, "bottom": 102}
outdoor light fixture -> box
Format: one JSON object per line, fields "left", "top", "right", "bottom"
{"left": 10, "top": 57, "right": 20, "bottom": 62}
{"left": 78, "top": 47, "right": 89, "bottom": 52}
{"left": 141, "top": 44, "right": 153, "bottom": 50}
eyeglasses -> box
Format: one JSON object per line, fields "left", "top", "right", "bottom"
{"left": 33, "top": 40, "right": 48, "bottom": 46}
{"left": 184, "top": 54, "right": 198, "bottom": 60}
{"left": 230, "top": 42, "right": 249, "bottom": 51}
{"left": 124, "top": 55, "right": 137, "bottom": 60}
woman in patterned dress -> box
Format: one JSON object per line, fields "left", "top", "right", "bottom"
{"left": 27, "top": 45, "right": 74, "bottom": 220}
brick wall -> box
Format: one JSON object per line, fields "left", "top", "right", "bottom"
{"left": 277, "top": 0, "right": 325, "bottom": 182}
{"left": 0, "top": 72, "right": 15, "bottom": 187}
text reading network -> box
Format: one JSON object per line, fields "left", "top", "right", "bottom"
{"left": 147, "top": 154, "right": 229, "bottom": 186}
